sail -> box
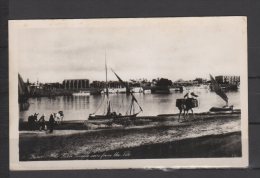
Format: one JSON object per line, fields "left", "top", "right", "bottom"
{"left": 89, "top": 59, "right": 143, "bottom": 119}
{"left": 210, "top": 74, "right": 228, "bottom": 104}
{"left": 18, "top": 73, "right": 29, "bottom": 97}
{"left": 111, "top": 69, "right": 143, "bottom": 112}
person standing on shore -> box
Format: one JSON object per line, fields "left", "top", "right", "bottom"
{"left": 49, "top": 114, "right": 55, "bottom": 133}
{"left": 38, "top": 113, "right": 46, "bottom": 131}
{"left": 32, "top": 113, "right": 39, "bottom": 130}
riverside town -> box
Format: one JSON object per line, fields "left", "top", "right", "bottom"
{"left": 12, "top": 17, "right": 246, "bottom": 165}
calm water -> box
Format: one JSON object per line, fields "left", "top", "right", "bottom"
{"left": 20, "top": 88, "right": 240, "bottom": 121}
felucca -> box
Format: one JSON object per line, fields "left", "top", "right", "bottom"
{"left": 209, "top": 74, "right": 233, "bottom": 112}
{"left": 88, "top": 60, "right": 143, "bottom": 120}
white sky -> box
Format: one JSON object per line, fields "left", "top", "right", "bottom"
{"left": 10, "top": 17, "right": 247, "bottom": 83}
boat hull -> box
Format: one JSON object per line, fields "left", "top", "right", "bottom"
{"left": 209, "top": 107, "right": 233, "bottom": 112}
{"left": 72, "top": 92, "right": 90, "bottom": 96}
{"left": 88, "top": 113, "right": 138, "bottom": 120}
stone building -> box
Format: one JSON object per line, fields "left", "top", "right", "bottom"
{"left": 62, "top": 79, "right": 90, "bottom": 90}
{"left": 215, "top": 75, "right": 240, "bottom": 84}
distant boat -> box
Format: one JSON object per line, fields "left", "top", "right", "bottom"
{"left": 170, "top": 86, "right": 184, "bottom": 92}
{"left": 151, "top": 86, "right": 170, "bottom": 94}
{"left": 209, "top": 74, "right": 233, "bottom": 112}
{"left": 88, "top": 59, "right": 143, "bottom": 120}
{"left": 72, "top": 91, "right": 90, "bottom": 96}
{"left": 143, "top": 89, "right": 151, "bottom": 94}
{"left": 101, "top": 87, "right": 127, "bottom": 94}
{"left": 131, "top": 87, "right": 143, "bottom": 93}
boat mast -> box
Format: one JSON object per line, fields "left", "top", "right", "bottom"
{"left": 105, "top": 51, "right": 111, "bottom": 115}
{"left": 105, "top": 51, "right": 108, "bottom": 97}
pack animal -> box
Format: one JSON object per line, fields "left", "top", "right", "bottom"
{"left": 176, "top": 98, "right": 198, "bottom": 122}
{"left": 53, "top": 111, "right": 64, "bottom": 124}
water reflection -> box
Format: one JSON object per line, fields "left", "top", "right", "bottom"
{"left": 19, "top": 89, "right": 240, "bottom": 121}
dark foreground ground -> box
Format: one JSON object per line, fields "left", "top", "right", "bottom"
{"left": 19, "top": 112, "right": 242, "bottom": 161}
{"left": 20, "top": 131, "right": 241, "bottom": 161}
{"left": 87, "top": 132, "right": 241, "bottom": 160}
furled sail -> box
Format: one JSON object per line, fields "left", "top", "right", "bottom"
{"left": 18, "top": 73, "right": 29, "bottom": 98}
{"left": 18, "top": 73, "right": 30, "bottom": 110}
{"left": 210, "top": 74, "right": 228, "bottom": 105}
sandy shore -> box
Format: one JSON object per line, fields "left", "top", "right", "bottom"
{"left": 19, "top": 110, "right": 241, "bottom": 131}
{"left": 19, "top": 111, "right": 241, "bottom": 161}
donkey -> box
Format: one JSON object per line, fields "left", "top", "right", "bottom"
{"left": 176, "top": 98, "right": 198, "bottom": 122}
{"left": 53, "top": 111, "right": 64, "bottom": 124}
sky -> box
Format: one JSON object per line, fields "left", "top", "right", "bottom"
{"left": 10, "top": 17, "right": 247, "bottom": 83}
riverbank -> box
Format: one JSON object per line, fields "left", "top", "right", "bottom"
{"left": 19, "top": 111, "right": 241, "bottom": 161}
{"left": 19, "top": 110, "right": 241, "bottom": 131}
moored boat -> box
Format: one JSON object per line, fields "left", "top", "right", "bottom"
{"left": 89, "top": 113, "right": 138, "bottom": 120}
{"left": 88, "top": 57, "right": 143, "bottom": 120}
{"left": 151, "top": 86, "right": 170, "bottom": 94}
{"left": 209, "top": 74, "right": 234, "bottom": 113}
{"left": 143, "top": 89, "right": 151, "bottom": 94}
{"left": 209, "top": 106, "right": 233, "bottom": 112}
{"left": 131, "top": 87, "right": 143, "bottom": 93}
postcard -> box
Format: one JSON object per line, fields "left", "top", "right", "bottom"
{"left": 9, "top": 17, "right": 248, "bottom": 170}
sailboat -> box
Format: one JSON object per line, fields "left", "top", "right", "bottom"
{"left": 209, "top": 74, "right": 233, "bottom": 112}
{"left": 18, "top": 73, "right": 30, "bottom": 111}
{"left": 88, "top": 60, "right": 143, "bottom": 120}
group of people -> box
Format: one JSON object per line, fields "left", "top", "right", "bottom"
{"left": 27, "top": 111, "right": 64, "bottom": 133}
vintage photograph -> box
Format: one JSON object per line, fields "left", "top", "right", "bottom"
{"left": 9, "top": 17, "right": 248, "bottom": 169}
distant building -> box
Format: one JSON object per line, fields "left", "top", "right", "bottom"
{"left": 129, "top": 79, "right": 141, "bottom": 87}
{"left": 63, "top": 79, "right": 90, "bottom": 90}
{"left": 173, "top": 79, "right": 199, "bottom": 86}
{"left": 128, "top": 79, "right": 151, "bottom": 87}
{"left": 193, "top": 78, "right": 207, "bottom": 84}
{"left": 29, "top": 80, "right": 43, "bottom": 89}
{"left": 215, "top": 75, "right": 240, "bottom": 84}
{"left": 90, "top": 81, "right": 106, "bottom": 88}
{"left": 43, "top": 82, "right": 63, "bottom": 90}
{"left": 107, "top": 81, "right": 126, "bottom": 88}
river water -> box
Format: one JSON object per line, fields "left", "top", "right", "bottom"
{"left": 20, "top": 87, "right": 240, "bottom": 121}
